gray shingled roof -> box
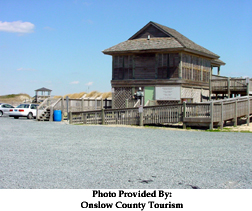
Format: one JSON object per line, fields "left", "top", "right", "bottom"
{"left": 35, "top": 87, "right": 52, "bottom": 92}
{"left": 103, "top": 21, "right": 220, "bottom": 59}
{"left": 103, "top": 37, "right": 183, "bottom": 52}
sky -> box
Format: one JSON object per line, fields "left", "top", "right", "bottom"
{"left": 0, "top": 0, "right": 252, "bottom": 97}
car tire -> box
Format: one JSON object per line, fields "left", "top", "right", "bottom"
{"left": 27, "top": 112, "right": 33, "bottom": 119}
{"left": 14, "top": 117, "right": 19, "bottom": 119}
{"left": 0, "top": 111, "right": 3, "bottom": 117}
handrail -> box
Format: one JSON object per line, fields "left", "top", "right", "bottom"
{"left": 134, "top": 99, "right": 140, "bottom": 107}
{"left": 69, "top": 95, "right": 252, "bottom": 129}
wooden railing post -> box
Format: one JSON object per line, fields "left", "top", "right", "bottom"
{"left": 227, "top": 77, "right": 231, "bottom": 98}
{"left": 69, "top": 112, "right": 72, "bottom": 124}
{"left": 183, "top": 101, "right": 186, "bottom": 129}
{"left": 209, "top": 79, "right": 212, "bottom": 101}
{"left": 247, "top": 96, "right": 250, "bottom": 126}
{"left": 101, "top": 109, "right": 105, "bottom": 125}
{"left": 220, "top": 102, "right": 223, "bottom": 129}
{"left": 50, "top": 106, "right": 53, "bottom": 121}
{"left": 81, "top": 98, "right": 84, "bottom": 111}
{"left": 125, "top": 99, "right": 128, "bottom": 108}
{"left": 100, "top": 98, "right": 103, "bottom": 109}
{"left": 61, "top": 96, "right": 64, "bottom": 121}
{"left": 246, "top": 77, "right": 250, "bottom": 96}
{"left": 83, "top": 113, "right": 87, "bottom": 124}
{"left": 139, "top": 111, "right": 143, "bottom": 126}
{"left": 234, "top": 100, "right": 237, "bottom": 127}
{"left": 209, "top": 101, "right": 214, "bottom": 130}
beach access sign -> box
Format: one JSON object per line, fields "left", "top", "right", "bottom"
{"left": 155, "top": 86, "right": 181, "bottom": 101}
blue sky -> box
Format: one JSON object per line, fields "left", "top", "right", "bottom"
{"left": 0, "top": 0, "right": 252, "bottom": 97}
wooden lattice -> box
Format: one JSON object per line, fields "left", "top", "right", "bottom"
{"left": 157, "top": 100, "right": 180, "bottom": 105}
{"left": 114, "top": 87, "right": 132, "bottom": 108}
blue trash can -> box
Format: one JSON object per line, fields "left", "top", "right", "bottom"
{"left": 53, "top": 110, "right": 62, "bottom": 121}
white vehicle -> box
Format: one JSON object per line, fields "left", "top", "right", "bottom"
{"left": 9, "top": 103, "right": 39, "bottom": 119}
{"left": 0, "top": 103, "right": 15, "bottom": 117}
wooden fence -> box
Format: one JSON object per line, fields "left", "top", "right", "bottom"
{"left": 69, "top": 96, "right": 252, "bottom": 129}
{"left": 36, "top": 97, "right": 112, "bottom": 120}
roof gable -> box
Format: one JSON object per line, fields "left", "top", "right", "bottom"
{"left": 103, "top": 21, "right": 221, "bottom": 59}
{"left": 129, "top": 24, "right": 170, "bottom": 39}
{"left": 35, "top": 87, "right": 52, "bottom": 92}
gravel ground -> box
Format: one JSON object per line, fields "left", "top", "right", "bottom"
{"left": 0, "top": 117, "right": 252, "bottom": 189}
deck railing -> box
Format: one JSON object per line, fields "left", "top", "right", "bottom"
{"left": 211, "top": 78, "right": 249, "bottom": 93}
{"left": 37, "top": 97, "right": 112, "bottom": 120}
{"left": 69, "top": 96, "right": 252, "bottom": 129}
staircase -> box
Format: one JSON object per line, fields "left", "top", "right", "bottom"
{"left": 37, "top": 107, "right": 51, "bottom": 121}
{"left": 36, "top": 97, "right": 61, "bottom": 121}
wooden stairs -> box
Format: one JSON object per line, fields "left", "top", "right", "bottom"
{"left": 37, "top": 107, "right": 51, "bottom": 121}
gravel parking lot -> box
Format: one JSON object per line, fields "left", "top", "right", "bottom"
{"left": 0, "top": 117, "right": 252, "bottom": 189}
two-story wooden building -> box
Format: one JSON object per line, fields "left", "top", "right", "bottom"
{"left": 103, "top": 21, "right": 225, "bottom": 108}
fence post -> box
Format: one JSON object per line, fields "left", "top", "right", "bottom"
{"left": 61, "top": 96, "right": 64, "bottom": 121}
{"left": 69, "top": 112, "right": 72, "bottom": 124}
{"left": 125, "top": 99, "right": 128, "bottom": 108}
{"left": 220, "top": 102, "right": 223, "bottom": 129}
{"left": 139, "top": 111, "right": 143, "bottom": 126}
{"left": 95, "top": 99, "right": 97, "bottom": 110}
{"left": 87, "top": 98, "right": 90, "bottom": 110}
{"left": 83, "top": 113, "right": 87, "bottom": 124}
{"left": 247, "top": 96, "right": 250, "bottom": 126}
{"left": 227, "top": 77, "right": 231, "bottom": 98}
{"left": 66, "top": 96, "right": 69, "bottom": 120}
{"left": 50, "top": 106, "right": 53, "bottom": 121}
{"left": 101, "top": 98, "right": 103, "bottom": 109}
{"left": 104, "top": 98, "right": 108, "bottom": 109}
{"left": 209, "top": 101, "right": 214, "bottom": 130}
{"left": 234, "top": 100, "right": 237, "bottom": 127}
{"left": 246, "top": 77, "right": 250, "bottom": 96}
{"left": 81, "top": 98, "right": 84, "bottom": 111}
{"left": 183, "top": 101, "right": 186, "bottom": 129}
{"left": 209, "top": 79, "right": 212, "bottom": 101}
{"left": 101, "top": 109, "right": 105, "bottom": 125}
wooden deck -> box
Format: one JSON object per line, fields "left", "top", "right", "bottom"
{"left": 70, "top": 96, "right": 252, "bottom": 129}
{"left": 210, "top": 77, "right": 252, "bottom": 98}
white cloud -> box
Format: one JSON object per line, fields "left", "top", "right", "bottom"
{"left": 85, "top": 81, "right": 93, "bottom": 86}
{"left": 0, "top": 21, "right": 35, "bottom": 33}
{"left": 70, "top": 81, "right": 80, "bottom": 84}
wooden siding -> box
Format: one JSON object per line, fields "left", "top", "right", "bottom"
{"left": 113, "top": 55, "right": 133, "bottom": 80}
{"left": 134, "top": 54, "right": 156, "bottom": 79}
{"left": 113, "top": 53, "right": 180, "bottom": 80}
{"left": 133, "top": 25, "right": 169, "bottom": 39}
{"left": 182, "top": 53, "right": 211, "bottom": 82}
{"left": 157, "top": 53, "right": 179, "bottom": 79}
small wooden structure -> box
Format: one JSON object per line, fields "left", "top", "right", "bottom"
{"left": 34, "top": 87, "right": 52, "bottom": 103}
{"left": 103, "top": 21, "right": 225, "bottom": 108}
